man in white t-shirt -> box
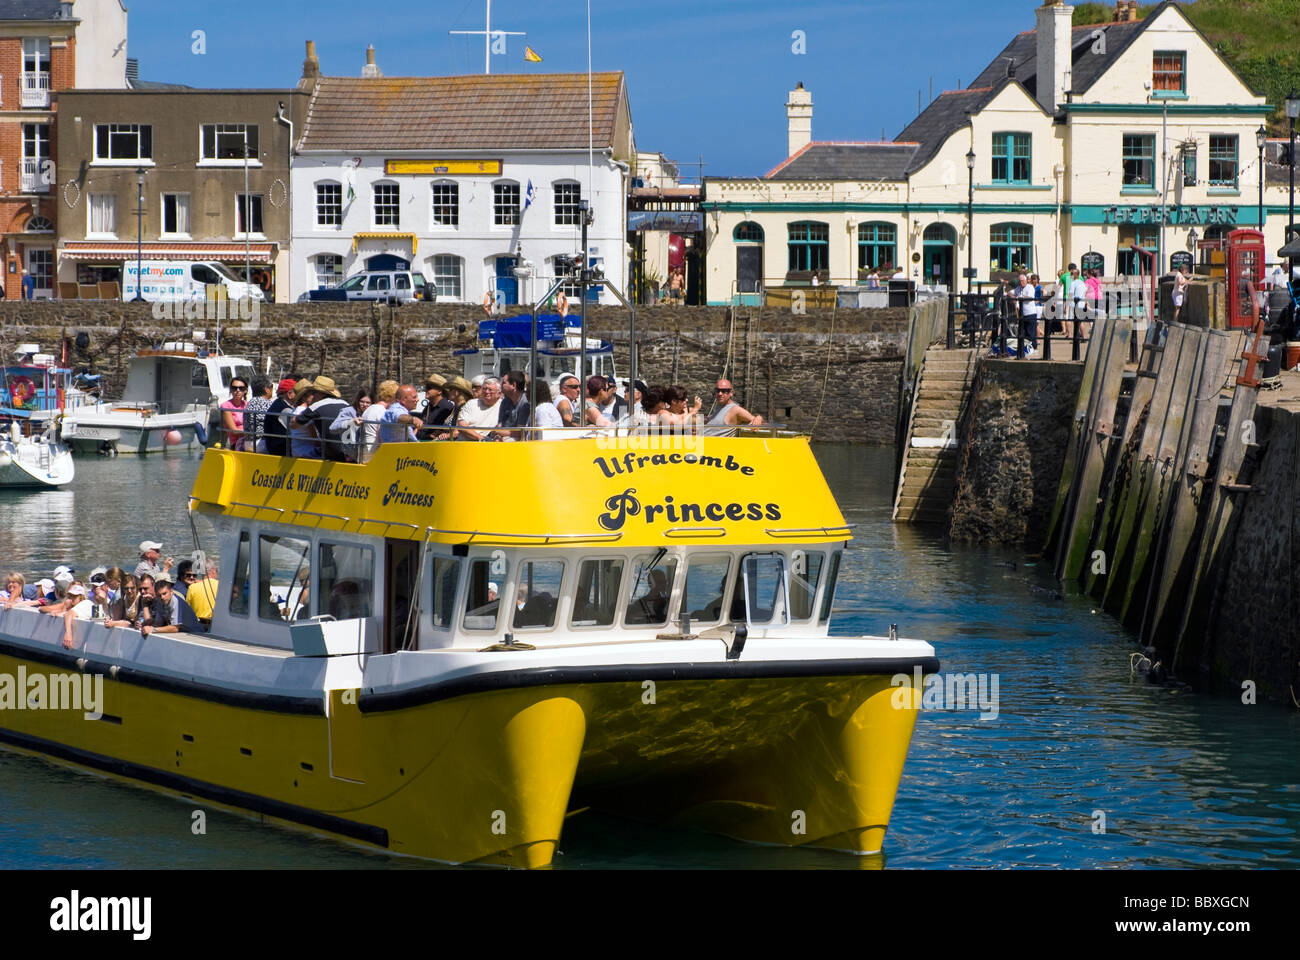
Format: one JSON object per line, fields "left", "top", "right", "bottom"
{"left": 455, "top": 376, "right": 503, "bottom": 441}
{"left": 359, "top": 380, "right": 397, "bottom": 463}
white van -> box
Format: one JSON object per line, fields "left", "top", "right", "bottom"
{"left": 123, "top": 261, "right": 266, "bottom": 302}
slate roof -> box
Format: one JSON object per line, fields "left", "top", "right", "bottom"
{"left": 765, "top": 142, "right": 919, "bottom": 180}
{"left": 299, "top": 72, "right": 625, "bottom": 152}
{"left": 0, "top": 0, "right": 68, "bottom": 20}
{"left": 896, "top": 87, "right": 998, "bottom": 174}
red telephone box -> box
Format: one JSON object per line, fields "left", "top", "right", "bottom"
{"left": 1227, "top": 228, "right": 1265, "bottom": 329}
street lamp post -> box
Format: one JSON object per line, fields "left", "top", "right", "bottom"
{"left": 132, "top": 166, "right": 145, "bottom": 302}
{"left": 1287, "top": 89, "right": 1300, "bottom": 288}
{"left": 966, "top": 148, "right": 975, "bottom": 295}
{"left": 1257, "top": 124, "right": 1268, "bottom": 230}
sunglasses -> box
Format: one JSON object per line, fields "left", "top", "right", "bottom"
{"left": 184, "top": 573, "right": 198, "bottom": 580}
{"left": 231, "top": 386, "right": 247, "bottom": 392}
{"left": 715, "top": 387, "right": 732, "bottom": 393}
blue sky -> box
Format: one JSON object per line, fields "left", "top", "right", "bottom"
{"left": 125, "top": 0, "right": 1062, "bottom": 177}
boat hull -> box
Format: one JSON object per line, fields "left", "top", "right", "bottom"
{"left": 0, "top": 439, "right": 74, "bottom": 487}
{"left": 64, "top": 409, "right": 200, "bottom": 455}
{"left": 0, "top": 638, "right": 929, "bottom": 867}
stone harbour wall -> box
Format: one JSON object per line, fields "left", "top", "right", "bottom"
{"left": 948, "top": 359, "right": 1084, "bottom": 545}
{"left": 0, "top": 301, "right": 911, "bottom": 443}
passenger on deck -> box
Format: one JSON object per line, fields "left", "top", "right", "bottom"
{"left": 141, "top": 575, "right": 200, "bottom": 636}
{"left": 357, "top": 381, "right": 396, "bottom": 463}
{"left": 705, "top": 379, "right": 763, "bottom": 432}
{"left": 102, "top": 566, "right": 125, "bottom": 603}
{"left": 532, "top": 380, "right": 563, "bottom": 436}
{"left": 59, "top": 583, "right": 92, "bottom": 649}
{"left": 174, "top": 559, "right": 194, "bottom": 597}
{"left": 421, "top": 376, "right": 456, "bottom": 437}
{"left": 555, "top": 375, "right": 581, "bottom": 426}
{"left": 221, "top": 376, "right": 249, "bottom": 450}
{"left": 262, "top": 378, "right": 297, "bottom": 457}
{"left": 243, "top": 378, "right": 275, "bottom": 451}
{"left": 439, "top": 377, "right": 474, "bottom": 440}
{"left": 185, "top": 560, "right": 219, "bottom": 623}
{"left": 381, "top": 384, "right": 424, "bottom": 444}
{"left": 1, "top": 572, "right": 30, "bottom": 608}
{"left": 43, "top": 579, "right": 82, "bottom": 616}
{"left": 583, "top": 375, "right": 614, "bottom": 428}
{"left": 659, "top": 385, "right": 702, "bottom": 429}
{"left": 603, "top": 376, "right": 627, "bottom": 422}
{"left": 296, "top": 377, "right": 350, "bottom": 461}
{"left": 115, "top": 574, "right": 144, "bottom": 628}
{"left": 88, "top": 578, "right": 124, "bottom": 622}
{"left": 641, "top": 386, "right": 667, "bottom": 430}
{"left": 455, "top": 376, "right": 502, "bottom": 441}
{"left": 494, "top": 371, "right": 531, "bottom": 441}
{"left": 133, "top": 540, "right": 173, "bottom": 580}
{"left": 287, "top": 380, "right": 320, "bottom": 458}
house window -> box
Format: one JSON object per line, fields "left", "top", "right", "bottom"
{"left": 236, "top": 194, "right": 264, "bottom": 235}
{"left": 373, "top": 182, "right": 399, "bottom": 227}
{"left": 22, "top": 37, "right": 50, "bottom": 73}
{"left": 857, "top": 222, "right": 897, "bottom": 270}
{"left": 314, "top": 254, "right": 343, "bottom": 289}
{"left": 1208, "top": 135, "right": 1238, "bottom": 188}
{"left": 201, "top": 123, "right": 258, "bottom": 161}
{"left": 554, "top": 181, "right": 581, "bottom": 226}
{"left": 316, "top": 182, "right": 342, "bottom": 227}
{"left": 494, "top": 181, "right": 520, "bottom": 226}
{"left": 431, "top": 181, "right": 458, "bottom": 226}
{"left": 991, "top": 132, "right": 1031, "bottom": 185}
{"left": 27, "top": 249, "right": 52, "bottom": 295}
{"left": 787, "top": 221, "right": 829, "bottom": 272}
{"left": 1122, "top": 134, "right": 1155, "bottom": 187}
{"left": 1182, "top": 143, "right": 1197, "bottom": 186}
{"left": 161, "top": 193, "right": 190, "bottom": 235}
{"left": 88, "top": 193, "right": 116, "bottom": 236}
{"left": 93, "top": 124, "right": 153, "bottom": 162}
{"left": 1152, "top": 51, "right": 1185, "bottom": 95}
{"left": 734, "top": 222, "right": 764, "bottom": 242}
{"left": 22, "top": 123, "right": 50, "bottom": 160}
{"left": 431, "top": 254, "right": 462, "bottom": 300}
{"left": 989, "top": 222, "right": 1032, "bottom": 272}
{"left": 553, "top": 255, "right": 582, "bottom": 298}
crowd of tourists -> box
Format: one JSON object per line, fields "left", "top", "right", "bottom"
{"left": 1, "top": 541, "right": 219, "bottom": 648}
{"left": 216, "top": 371, "right": 766, "bottom": 463}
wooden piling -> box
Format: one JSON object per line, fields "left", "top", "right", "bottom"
{"left": 1058, "top": 312, "right": 1135, "bottom": 581}
{"left": 1114, "top": 324, "right": 1205, "bottom": 626}
{"left": 1044, "top": 320, "right": 1108, "bottom": 562}
{"left": 1142, "top": 328, "right": 1237, "bottom": 647}
{"left": 1100, "top": 324, "right": 1192, "bottom": 612}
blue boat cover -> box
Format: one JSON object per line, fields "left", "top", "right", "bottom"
{"left": 479, "top": 315, "right": 569, "bottom": 347}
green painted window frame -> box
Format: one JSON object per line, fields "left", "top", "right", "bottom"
{"left": 991, "top": 131, "right": 1031, "bottom": 185}
{"left": 1152, "top": 51, "right": 1186, "bottom": 96}
{"left": 988, "top": 222, "right": 1032, "bottom": 272}
{"left": 787, "top": 220, "right": 829, "bottom": 272}
{"left": 734, "top": 221, "right": 764, "bottom": 243}
{"left": 1181, "top": 144, "right": 1197, "bottom": 186}
{"left": 1122, "top": 134, "right": 1156, "bottom": 188}
{"left": 856, "top": 221, "right": 897, "bottom": 270}
{"left": 1208, "top": 134, "right": 1239, "bottom": 189}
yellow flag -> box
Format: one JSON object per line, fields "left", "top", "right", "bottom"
{"left": 524, "top": 46, "right": 543, "bottom": 62}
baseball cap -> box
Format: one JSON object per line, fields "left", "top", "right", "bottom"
{"left": 277, "top": 377, "right": 297, "bottom": 394}
{"left": 139, "top": 540, "right": 163, "bottom": 554}
{"left": 67, "top": 584, "right": 87, "bottom": 597}
{"left": 488, "top": 582, "right": 499, "bottom": 594}
{"left": 36, "top": 578, "right": 54, "bottom": 593}
{"left": 54, "top": 571, "right": 74, "bottom": 584}
{"left": 89, "top": 566, "right": 108, "bottom": 583}
{"left": 53, "top": 564, "right": 75, "bottom": 579}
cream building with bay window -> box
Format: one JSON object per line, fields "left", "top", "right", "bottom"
{"left": 703, "top": 1, "right": 1287, "bottom": 304}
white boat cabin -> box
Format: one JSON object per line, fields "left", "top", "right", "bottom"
{"left": 121, "top": 344, "right": 256, "bottom": 415}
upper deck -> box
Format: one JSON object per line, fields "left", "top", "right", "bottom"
{"left": 190, "top": 432, "right": 852, "bottom": 549}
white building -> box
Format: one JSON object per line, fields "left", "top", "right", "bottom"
{"left": 289, "top": 44, "right": 635, "bottom": 304}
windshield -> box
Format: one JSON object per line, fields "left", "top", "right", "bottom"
{"left": 208, "top": 262, "right": 241, "bottom": 282}
{"left": 339, "top": 275, "right": 366, "bottom": 291}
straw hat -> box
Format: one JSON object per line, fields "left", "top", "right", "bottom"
{"left": 311, "top": 375, "right": 342, "bottom": 399}
{"left": 423, "top": 373, "right": 447, "bottom": 391}
{"left": 445, "top": 376, "right": 474, "bottom": 401}
{"left": 292, "top": 378, "right": 313, "bottom": 400}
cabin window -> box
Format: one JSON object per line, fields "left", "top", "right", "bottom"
{"left": 463, "top": 557, "right": 507, "bottom": 631}
{"left": 258, "top": 535, "right": 312, "bottom": 622}
{"left": 318, "top": 543, "right": 374, "bottom": 620}
{"left": 430, "top": 557, "right": 461, "bottom": 630}
{"left": 513, "top": 560, "right": 565, "bottom": 630}
{"left": 191, "top": 362, "right": 208, "bottom": 388}
{"left": 731, "top": 553, "right": 788, "bottom": 627}
{"left": 681, "top": 555, "right": 731, "bottom": 626}
{"left": 624, "top": 554, "right": 677, "bottom": 627}
{"left": 790, "top": 551, "right": 825, "bottom": 621}
{"left": 229, "top": 531, "right": 251, "bottom": 616}
{"left": 571, "top": 558, "right": 624, "bottom": 627}
{"left": 818, "top": 552, "right": 841, "bottom": 625}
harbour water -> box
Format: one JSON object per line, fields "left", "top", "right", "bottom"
{"left": 0, "top": 446, "right": 1296, "bottom": 869}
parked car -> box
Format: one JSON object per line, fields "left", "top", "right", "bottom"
{"left": 306, "top": 270, "right": 423, "bottom": 303}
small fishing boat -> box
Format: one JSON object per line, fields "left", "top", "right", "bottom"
{"left": 61, "top": 343, "right": 255, "bottom": 454}
{"left": 0, "top": 349, "right": 75, "bottom": 488}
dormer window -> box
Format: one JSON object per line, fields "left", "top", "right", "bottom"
{"left": 1152, "top": 51, "right": 1185, "bottom": 96}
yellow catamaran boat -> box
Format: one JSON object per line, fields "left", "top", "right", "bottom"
{"left": 0, "top": 432, "right": 937, "bottom": 867}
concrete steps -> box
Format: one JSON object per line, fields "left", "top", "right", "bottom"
{"left": 893, "top": 346, "right": 979, "bottom": 525}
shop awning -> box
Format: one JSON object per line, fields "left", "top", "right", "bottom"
{"left": 59, "top": 241, "right": 277, "bottom": 264}
{"left": 353, "top": 232, "right": 417, "bottom": 253}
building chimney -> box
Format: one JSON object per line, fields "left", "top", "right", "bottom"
{"left": 1127, "top": 0, "right": 1138, "bottom": 21}
{"left": 786, "top": 82, "right": 813, "bottom": 157}
{"left": 302, "top": 40, "right": 321, "bottom": 81}
{"left": 1035, "top": 1, "right": 1074, "bottom": 114}
{"left": 361, "top": 45, "right": 382, "bottom": 78}
{"left": 126, "top": 58, "right": 138, "bottom": 85}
